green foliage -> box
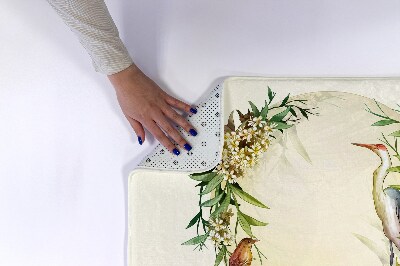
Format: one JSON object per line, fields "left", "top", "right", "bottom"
{"left": 230, "top": 185, "right": 269, "bottom": 209}
{"left": 200, "top": 193, "right": 225, "bottom": 207}
{"left": 214, "top": 246, "right": 226, "bottom": 266}
{"left": 183, "top": 86, "right": 316, "bottom": 264}
{"left": 254, "top": 243, "right": 268, "bottom": 265}
{"left": 389, "top": 167, "right": 400, "bottom": 173}
{"left": 367, "top": 100, "right": 400, "bottom": 166}
{"left": 186, "top": 211, "right": 201, "bottom": 229}
{"left": 200, "top": 174, "right": 224, "bottom": 195}
{"left": 389, "top": 185, "right": 400, "bottom": 190}
{"left": 249, "top": 101, "right": 260, "bottom": 117}
{"left": 241, "top": 212, "right": 268, "bottom": 226}
{"left": 270, "top": 107, "right": 291, "bottom": 122}
{"left": 267, "top": 86, "right": 276, "bottom": 103}
{"left": 190, "top": 171, "right": 217, "bottom": 182}
{"left": 260, "top": 102, "right": 269, "bottom": 120}
{"left": 372, "top": 119, "right": 398, "bottom": 126}
{"left": 390, "top": 130, "right": 400, "bottom": 137}
{"left": 210, "top": 188, "right": 231, "bottom": 219}
{"left": 256, "top": 89, "right": 317, "bottom": 131}
{"left": 279, "top": 93, "right": 290, "bottom": 107}
{"left": 237, "top": 211, "right": 254, "bottom": 237}
{"left": 181, "top": 233, "right": 209, "bottom": 246}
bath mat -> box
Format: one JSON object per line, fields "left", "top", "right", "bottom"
{"left": 129, "top": 77, "right": 400, "bottom": 266}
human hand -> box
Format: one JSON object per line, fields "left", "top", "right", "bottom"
{"left": 108, "top": 64, "right": 197, "bottom": 155}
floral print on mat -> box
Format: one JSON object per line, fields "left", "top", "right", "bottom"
{"left": 181, "top": 87, "right": 317, "bottom": 266}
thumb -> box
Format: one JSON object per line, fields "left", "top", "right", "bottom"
{"left": 126, "top": 116, "right": 145, "bottom": 145}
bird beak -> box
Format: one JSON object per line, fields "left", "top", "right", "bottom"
{"left": 251, "top": 239, "right": 259, "bottom": 244}
{"left": 351, "top": 143, "right": 376, "bottom": 150}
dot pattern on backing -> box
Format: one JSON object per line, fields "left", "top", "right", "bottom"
{"left": 136, "top": 84, "right": 223, "bottom": 172}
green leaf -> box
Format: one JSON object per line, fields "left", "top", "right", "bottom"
{"left": 186, "top": 212, "right": 201, "bottom": 229}
{"left": 279, "top": 93, "right": 290, "bottom": 107}
{"left": 200, "top": 174, "right": 224, "bottom": 195}
{"left": 267, "top": 87, "right": 276, "bottom": 102}
{"left": 289, "top": 108, "right": 297, "bottom": 117}
{"left": 195, "top": 181, "right": 208, "bottom": 187}
{"left": 230, "top": 198, "right": 238, "bottom": 206}
{"left": 201, "top": 193, "right": 225, "bottom": 207}
{"left": 249, "top": 101, "right": 260, "bottom": 117}
{"left": 230, "top": 186, "right": 269, "bottom": 209}
{"left": 233, "top": 182, "right": 243, "bottom": 190}
{"left": 294, "top": 99, "right": 307, "bottom": 103}
{"left": 181, "top": 233, "right": 208, "bottom": 245}
{"left": 241, "top": 212, "right": 268, "bottom": 226}
{"left": 273, "top": 122, "right": 293, "bottom": 130}
{"left": 299, "top": 108, "right": 309, "bottom": 119}
{"left": 390, "top": 130, "right": 400, "bottom": 137}
{"left": 270, "top": 107, "right": 291, "bottom": 122}
{"left": 190, "top": 171, "right": 217, "bottom": 182}
{"left": 260, "top": 104, "right": 269, "bottom": 120}
{"left": 214, "top": 246, "right": 226, "bottom": 266}
{"left": 389, "top": 185, "right": 400, "bottom": 190}
{"left": 210, "top": 188, "right": 231, "bottom": 218}
{"left": 388, "top": 166, "right": 400, "bottom": 173}
{"left": 372, "top": 119, "right": 398, "bottom": 126}
{"left": 395, "top": 155, "right": 400, "bottom": 161}
{"left": 237, "top": 211, "right": 254, "bottom": 237}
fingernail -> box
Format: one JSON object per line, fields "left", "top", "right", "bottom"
{"left": 190, "top": 107, "right": 197, "bottom": 114}
{"left": 189, "top": 129, "right": 197, "bottom": 136}
{"left": 184, "top": 143, "right": 192, "bottom": 151}
{"left": 138, "top": 136, "right": 143, "bottom": 145}
{"left": 173, "top": 148, "right": 180, "bottom": 156}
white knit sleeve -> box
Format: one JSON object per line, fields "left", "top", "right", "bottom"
{"left": 47, "top": 0, "right": 134, "bottom": 75}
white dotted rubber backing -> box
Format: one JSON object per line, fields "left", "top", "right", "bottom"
{"left": 136, "top": 84, "right": 223, "bottom": 172}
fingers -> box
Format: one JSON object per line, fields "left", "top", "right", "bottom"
{"left": 126, "top": 116, "right": 145, "bottom": 145}
{"left": 162, "top": 105, "right": 197, "bottom": 137}
{"left": 144, "top": 120, "right": 182, "bottom": 155}
{"left": 154, "top": 112, "right": 193, "bottom": 153}
{"left": 126, "top": 109, "right": 195, "bottom": 155}
{"left": 165, "top": 94, "right": 197, "bottom": 114}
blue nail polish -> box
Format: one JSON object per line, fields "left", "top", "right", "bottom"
{"left": 190, "top": 108, "right": 197, "bottom": 114}
{"left": 184, "top": 143, "right": 192, "bottom": 151}
{"left": 189, "top": 129, "right": 197, "bottom": 136}
{"left": 173, "top": 148, "right": 180, "bottom": 156}
{"left": 138, "top": 136, "right": 143, "bottom": 145}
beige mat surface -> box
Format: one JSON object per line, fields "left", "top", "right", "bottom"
{"left": 129, "top": 77, "right": 400, "bottom": 266}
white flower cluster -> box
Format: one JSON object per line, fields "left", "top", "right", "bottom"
{"left": 216, "top": 116, "right": 274, "bottom": 184}
{"left": 208, "top": 209, "right": 235, "bottom": 246}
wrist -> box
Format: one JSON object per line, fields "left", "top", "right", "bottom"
{"left": 108, "top": 63, "right": 141, "bottom": 92}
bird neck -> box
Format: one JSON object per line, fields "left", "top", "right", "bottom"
{"left": 373, "top": 150, "right": 391, "bottom": 197}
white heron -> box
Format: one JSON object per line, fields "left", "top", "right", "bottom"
{"left": 352, "top": 143, "right": 400, "bottom": 266}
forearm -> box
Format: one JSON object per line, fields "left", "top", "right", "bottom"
{"left": 46, "top": 0, "right": 133, "bottom": 75}
{"left": 46, "top": 0, "right": 197, "bottom": 153}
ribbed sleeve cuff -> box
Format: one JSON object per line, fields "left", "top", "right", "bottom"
{"left": 90, "top": 39, "right": 134, "bottom": 75}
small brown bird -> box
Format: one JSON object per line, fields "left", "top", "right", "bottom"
{"left": 229, "top": 238, "right": 259, "bottom": 266}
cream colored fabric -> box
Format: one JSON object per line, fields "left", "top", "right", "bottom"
{"left": 129, "top": 77, "right": 400, "bottom": 265}
{"left": 47, "top": 0, "right": 133, "bottom": 75}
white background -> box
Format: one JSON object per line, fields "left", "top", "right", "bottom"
{"left": 1, "top": 1, "right": 400, "bottom": 265}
